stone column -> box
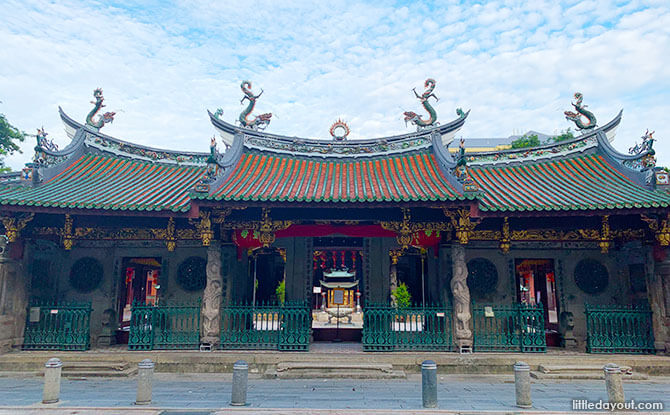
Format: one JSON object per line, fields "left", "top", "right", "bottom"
{"left": 450, "top": 244, "right": 472, "bottom": 349}
{"left": 0, "top": 238, "right": 28, "bottom": 353}
{"left": 652, "top": 250, "right": 670, "bottom": 353}
{"left": 201, "top": 242, "right": 222, "bottom": 346}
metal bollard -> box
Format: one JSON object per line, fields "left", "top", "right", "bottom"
{"left": 603, "top": 363, "right": 624, "bottom": 405}
{"left": 514, "top": 361, "right": 532, "bottom": 408}
{"left": 230, "top": 360, "right": 248, "bottom": 406}
{"left": 135, "top": 359, "right": 155, "bottom": 405}
{"left": 42, "top": 358, "right": 63, "bottom": 404}
{"left": 421, "top": 360, "right": 438, "bottom": 408}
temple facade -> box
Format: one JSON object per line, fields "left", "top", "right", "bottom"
{"left": 0, "top": 84, "right": 669, "bottom": 355}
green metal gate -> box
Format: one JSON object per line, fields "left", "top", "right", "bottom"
{"left": 585, "top": 304, "right": 655, "bottom": 354}
{"left": 128, "top": 301, "right": 201, "bottom": 351}
{"left": 472, "top": 303, "right": 546, "bottom": 353}
{"left": 362, "top": 304, "right": 453, "bottom": 352}
{"left": 220, "top": 301, "right": 310, "bottom": 351}
{"left": 23, "top": 300, "right": 92, "bottom": 351}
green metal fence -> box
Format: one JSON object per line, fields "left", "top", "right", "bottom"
{"left": 128, "top": 300, "right": 201, "bottom": 351}
{"left": 220, "top": 301, "right": 310, "bottom": 351}
{"left": 23, "top": 300, "right": 92, "bottom": 351}
{"left": 472, "top": 303, "right": 546, "bottom": 353}
{"left": 585, "top": 303, "right": 655, "bottom": 354}
{"left": 362, "top": 304, "right": 453, "bottom": 352}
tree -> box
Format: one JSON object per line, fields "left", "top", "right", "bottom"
{"left": 550, "top": 129, "right": 574, "bottom": 143}
{"left": 0, "top": 113, "right": 25, "bottom": 171}
{"left": 510, "top": 134, "right": 540, "bottom": 149}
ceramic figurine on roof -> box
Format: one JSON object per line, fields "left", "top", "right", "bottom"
{"left": 453, "top": 138, "right": 479, "bottom": 192}
{"left": 629, "top": 129, "right": 657, "bottom": 169}
{"left": 239, "top": 81, "right": 272, "bottom": 130}
{"left": 85, "top": 88, "right": 116, "bottom": 130}
{"left": 404, "top": 78, "right": 439, "bottom": 130}
{"left": 564, "top": 92, "right": 597, "bottom": 130}
{"left": 32, "top": 127, "right": 58, "bottom": 165}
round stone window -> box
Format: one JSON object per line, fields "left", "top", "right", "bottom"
{"left": 467, "top": 258, "right": 498, "bottom": 298}
{"left": 574, "top": 259, "right": 609, "bottom": 295}
{"left": 177, "top": 256, "right": 207, "bottom": 291}
{"left": 69, "top": 257, "right": 103, "bottom": 293}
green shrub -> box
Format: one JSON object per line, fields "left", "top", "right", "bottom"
{"left": 275, "top": 279, "right": 285, "bottom": 305}
{"left": 392, "top": 282, "right": 412, "bottom": 309}
{"left": 511, "top": 134, "right": 540, "bottom": 149}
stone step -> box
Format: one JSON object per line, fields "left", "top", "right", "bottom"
{"left": 538, "top": 364, "right": 633, "bottom": 374}
{"left": 62, "top": 361, "right": 132, "bottom": 371}
{"left": 60, "top": 366, "right": 139, "bottom": 378}
{"left": 530, "top": 370, "right": 648, "bottom": 380}
{"left": 532, "top": 364, "right": 647, "bottom": 380}
{"left": 265, "top": 362, "right": 406, "bottom": 379}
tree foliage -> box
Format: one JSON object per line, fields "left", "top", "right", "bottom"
{"left": 550, "top": 129, "right": 574, "bottom": 143}
{"left": 510, "top": 134, "right": 540, "bottom": 149}
{"left": 0, "top": 113, "right": 25, "bottom": 169}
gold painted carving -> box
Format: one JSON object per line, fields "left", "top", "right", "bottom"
{"left": 642, "top": 213, "right": 670, "bottom": 246}
{"left": 189, "top": 211, "right": 214, "bottom": 246}
{"left": 62, "top": 214, "right": 74, "bottom": 250}
{"left": 599, "top": 215, "right": 610, "bottom": 253}
{"left": 166, "top": 217, "right": 176, "bottom": 251}
{"left": 443, "top": 208, "right": 480, "bottom": 244}
{"left": 389, "top": 248, "right": 403, "bottom": 265}
{"left": 499, "top": 217, "right": 510, "bottom": 253}
{"left": 220, "top": 208, "right": 291, "bottom": 247}
{"left": 1, "top": 213, "right": 34, "bottom": 243}
{"left": 380, "top": 208, "right": 451, "bottom": 249}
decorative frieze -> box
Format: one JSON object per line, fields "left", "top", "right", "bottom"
{"left": 1, "top": 213, "right": 34, "bottom": 243}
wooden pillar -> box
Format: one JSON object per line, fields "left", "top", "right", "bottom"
{"left": 651, "top": 247, "right": 670, "bottom": 353}
{"left": 200, "top": 242, "right": 222, "bottom": 346}
{"left": 451, "top": 243, "right": 473, "bottom": 350}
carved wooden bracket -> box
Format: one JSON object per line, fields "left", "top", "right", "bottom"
{"left": 642, "top": 213, "right": 670, "bottom": 246}
{"left": 443, "top": 208, "right": 480, "bottom": 244}
{"left": 380, "top": 208, "right": 451, "bottom": 250}
{"left": 1, "top": 212, "right": 34, "bottom": 243}
{"left": 599, "top": 215, "right": 611, "bottom": 253}
{"left": 189, "top": 211, "right": 214, "bottom": 246}
{"left": 62, "top": 214, "right": 74, "bottom": 250}
{"left": 166, "top": 217, "right": 176, "bottom": 251}
{"left": 499, "top": 217, "right": 510, "bottom": 253}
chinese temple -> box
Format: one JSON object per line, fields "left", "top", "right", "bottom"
{"left": 0, "top": 81, "right": 668, "bottom": 356}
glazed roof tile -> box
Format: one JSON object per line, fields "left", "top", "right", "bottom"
{"left": 470, "top": 154, "right": 670, "bottom": 211}
{"left": 199, "top": 150, "right": 469, "bottom": 203}
{"left": 0, "top": 154, "right": 204, "bottom": 212}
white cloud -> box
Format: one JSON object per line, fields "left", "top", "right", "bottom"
{"left": 0, "top": 0, "right": 669, "bottom": 170}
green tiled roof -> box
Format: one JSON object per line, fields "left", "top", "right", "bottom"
{"left": 0, "top": 154, "right": 205, "bottom": 212}
{"left": 199, "top": 150, "right": 470, "bottom": 203}
{"left": 469, "top": 154, "right": 670, "bottom": 211}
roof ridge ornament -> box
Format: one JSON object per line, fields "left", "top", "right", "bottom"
{"left": 453, "top": 139, "right": 480, "bottom": 193}
{"left": 85, "top": 88, "right": 116, "bottom": 130}
{"left": 404, "top": 78, "right": 439, "bottom": 130}
{"left": 329, "top": 119, "right": 350, "bottom": 141}
{"left": 239, "top": 81, "right": 272, "bottom": 130}
{"left": 564, "top": 92, "right": 596, "bottom": 130}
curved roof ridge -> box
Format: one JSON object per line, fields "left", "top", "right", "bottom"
{"left": 466, "top": 110, "right": 623, "bottom": 166}
{"left": 208, "top": 109, "right": 469, "bottom": 159}
{"left": 59, "top": 107, "right": 209, "bottom": 165}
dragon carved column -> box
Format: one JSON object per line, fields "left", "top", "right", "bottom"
{"left": 200, "top": 242, "right": 222, "bottom": 346}
{"left": 451, "top": 244, "right": 472, "bottom": 349}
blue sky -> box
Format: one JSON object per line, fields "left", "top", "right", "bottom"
{"left": 1, "top": 0, "right": 669, "bottom": 169}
